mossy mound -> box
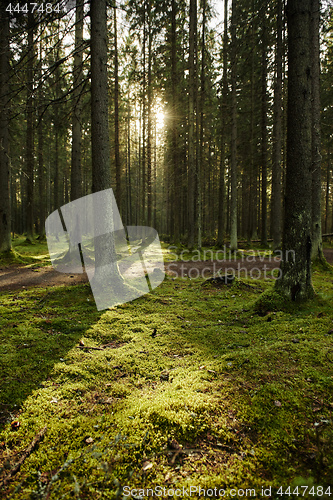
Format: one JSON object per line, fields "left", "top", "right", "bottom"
{"left": 254, "top": 288, "right": 291, "bottom": 315}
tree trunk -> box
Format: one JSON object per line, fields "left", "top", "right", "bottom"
{"left": 171, "top": 0, "right": 180, "bottom": 241}
{"left": 217, "top": 0, "right": 227, "bottom": 246}
{"left": 127, "top": 101, "right": 132, "bottom": 225}
{"left": 147, "top": 0, "right": 152, "bottom": 227}
{"left": 71, "top": 0, "right": 84, "bottom": 202}
{"left": 0, "top": 4, "right": 11, "bottom": 253}
{"left": 26, "top": 11, "right": 35, "bottom": 243}
{"left": 275, "top": 0, "right": 314, "bottom": 301}
{"left": 271, "top": 0, "right": 283, "bottom": 250}
{"left": 230, "top": 0, "right": 238, "bottom": 252}
{"left": 310, "top": 0, "right": 325, "bottom": 262}
{"left": 325, "top": 149, "right": 330, "bottom": 234}
{"left": 37, "top": 38, "right": 45, "bottom": 238}
{"left": 90, "top": 0, "right": 121, "bottom": 281}
{"left": 188, "top": 0, "right": 197, "bottom": 249}
{"left": 141, "top": 7, "right": 147, "bottom": 225}
{"left": 114, "top": 4, "right": 121, "bottom": 212}
{"left": 261, "top": 3, "right": 268, "bottom": 246}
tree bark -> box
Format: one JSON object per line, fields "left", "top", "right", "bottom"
{"left": 71, "top": 0, "right": 84, "bottom": 202}
{"left": 37, "top": 38, "right": 45, "bottom": 238}
{"left": 310, "top": 0, "right": 325, "bottom": 262}
{"left": 275, "top": 0, "right": 314, "bottom": 301}
{"left": 0, "top": 4, "right": 11, "bottom": 252}
{"left": 261, "top": 2, "right": 268, "bottom": 246}
{"left": 114, "top": 4, "right": 121, "bottom": 212}
{"left": 230, "top": 0, "right": 238, "bottom": 252}
{"left": 271, "top": 0, "right": 283, "bottom": 250}
{"left": 90, "top": 0, "right": 121, "bottom": 280}
{"left": 217, "top": 1, "right": 228, "bottom": 247}
{"left": 171, "top": 0, "right": 180, "bottom": 241}
{"left": 147, "top": 0, "right": 152, "bottom": 227}
{"left": 188, "top": 0, "right": 197, "bottom": 249}
{"left": 26, "top": 11, "right": 35, "bottom": 243}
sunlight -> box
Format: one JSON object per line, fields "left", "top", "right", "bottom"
{"left": 155, "top": 106, "right": 165, "bottom": 132}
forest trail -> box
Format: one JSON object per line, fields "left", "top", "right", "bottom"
{"left": 0, "top": 249, "right": 332, "bottom": 292}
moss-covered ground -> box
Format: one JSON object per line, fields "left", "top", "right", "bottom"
{"left": 0, "top": 241, "right": 333, "bottom": 499}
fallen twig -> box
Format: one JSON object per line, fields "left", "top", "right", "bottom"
{"left": 76, "top": 345, "right": 104, "bottom": 351}
{"left": 0, "top": 426, "right": 47, "bottom": 488}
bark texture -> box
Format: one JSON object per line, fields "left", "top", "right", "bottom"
{"left": 275, "top": 0, "right": 314, "bottom": 300}
{"left": 0, "top": 4, "right": 11, "bottom": 252}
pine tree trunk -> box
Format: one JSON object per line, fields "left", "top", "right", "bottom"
{"left": 230, "top": 0, "right": 238, "bottom": 252}
{"left": 275, "top": 0, "right": 314, "bottom": 301}
{"left": 188, "top": 0, "right": 197, "bottom": 249}
{"left": 37, "top": 39, "right": 45, "bottom": 238}
{"left": 271, "top": 0, "right": 283, "bottom": 250}
{"left": 171, "top": 0, "right": 180, "bottom": 241}
{"left": 141, "top": 7, "right": 147, "bottom": 225}
{"left": 310, "top": 0, "right": 325, "bottom": 262}
{"left": 71, "top": 0, "right": 84, "bottom": 202}
{"left": 0, "top": 4, "right": 11, "bottom": 253}
{"left": 26, "top": 11, "right": 35, "bottom": 243}
{"left": 114, "top": 4, "right": 121, "bottom": 212}
{"left": 261, "top": 3, "right": 268, "bottom": 246}
{"left": 90, "top": 0, "right": 121, "bottom": 280}
{"left": 147, "top": 0, "right": 152, "bottom": 227}
{"left": 325, "top": 150, "right": 330, "bottom": 234}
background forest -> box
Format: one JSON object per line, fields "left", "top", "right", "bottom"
{"left": 0, "top": 0, "right": 333, "bottom": 251}
{"left": 2, "top": 1, "right": 333, "bottom": 497}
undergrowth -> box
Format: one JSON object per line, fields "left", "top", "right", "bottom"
{"left": 0, "top": 244, "right": 332, "bottom": 499}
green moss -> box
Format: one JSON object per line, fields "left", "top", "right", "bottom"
{"left": 0, "top": 242, "right": 333, "bottom": 497}
{"left": 254, "top": 288, "right": 291, "bottom": 315}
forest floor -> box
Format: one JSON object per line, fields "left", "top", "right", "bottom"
{"left": 0, "top": 242, "right": 332, "bottom": 292}
{"left": 0, "top": 238, "right": 333, "bottom": 499}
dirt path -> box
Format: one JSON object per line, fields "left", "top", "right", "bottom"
{"left": 0, "top": 249, "right": 332, "bottom": 292}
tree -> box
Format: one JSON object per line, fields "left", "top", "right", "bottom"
{"left": 26, "top": 11, "right": 35, "bottom": 243}
{"left": 114, "top": 3, "right": 121, "bottom": 212}
{"left": 310, "top": 0, "right": 325, "bottom": 262}
{"left": 276, "top": 0, "right": 314, "bottom": 301}
{"left": 217, "top": 0, "right": 228, "bottom": 247}
{"left": 188, "top": 0, "right": 197, "bottom": 249}
{"left": 71, "top": 0, "right": 84, "bottom": 202}
{"left": 229, "top": 0, "right": 238, "bottom": 252}
{"left": 260, "top": 0, "right": 268, "bottom": 247}
{"left": 271, "top": 0, "right": 283, "bottom": 251}
{"left": 90, "top": 0, "right": 122, "bottom": 283}
{"left": 0, "top": 4, "right": 11, "bottom": 253}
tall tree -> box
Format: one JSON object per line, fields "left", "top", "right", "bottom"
{"left": 217, "top": 0, "right": 228, "bottom": 247}
{"left": 37, "top": 38, "right": 45, "bottom": 238}
{"left": 0, "top": 4, "right": 11, "bottom": 253}
{"left": 114, "top": 3, "right": 121, "bottom": 212}
{"left": 71, "top": 0, "right": 84, "bottom": 202}
{"left": 260, "top": 1, "right": 268, "bottom": 246}
{"left": 276, "top": 0, "right": 314, "bottom": 300}
{"left": 310, "top": 0, "right": 325, "bottom": 261}
{"left": 188, "top": 0, "right": 197, "bottom": 249}
{"left": 26, "top": 11, "right": 35, "bottom": 243}
{"left": 271, "top": 0, "right": 283, "bottom": 250}
{"left": 229, "top": 0, "right": 238, "bottom": 252}
{"left": 147, "top": 0, "right": 153, "bottom": 227}
{"left": 90, "top": 0, "right": 122, "bottom": 283}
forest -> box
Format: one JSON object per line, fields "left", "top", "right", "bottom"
{"left": 1, "top": 0, "right": 333, "bottom": 497}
